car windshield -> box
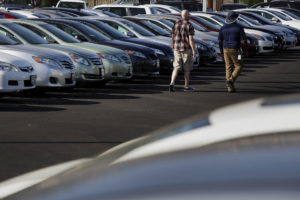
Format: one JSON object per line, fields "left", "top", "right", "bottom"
{"left": 121, "top": 20, "right": 156, "bottom": 36}
{"left": 4, "top": 23, "right": 48, "bottom": 44}
{"left": 159, "top": 19, "right": 174, "bottom": 28}
{"left": 140, "top": 20, "right": 171, "bottom": 36}
{"left": 212, "top": 15, "right": 226, "bottom": 25}
{"left": 57, "top": 2, "right": 85, "bottom": 9}
{"left": 267, "top": 10, "right": 291, "bottom": 20}
{"left": 240, "top": 14, "right": 262, "bottom": 25}
{"left": 90, "top": 19, "right": 130, "bottom": 39}
{"left": 192, "top": 16, "right": 221, "bottom": 30}
{"left": 0, "top": 33, "right": 19, "bottom": 45}
{"left": 41, "top": 24, "right": 80, "bottom": 43}
{"left": 281, "top": 10, "right": 300, "bottom": 20}
{"left": 70, "top": 22, "right": 111, "bottom": 42}
{"left": 190, "top": 20, "right": 208, "bottom": 32}
{"left": 243, "top": 12, "right": 273, "bottom": 25}
{"left": 282, "top": 9, "right": 300, "bottom": 17}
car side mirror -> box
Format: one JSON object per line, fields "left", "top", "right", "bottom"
{"left": 75, "top": 35, "right": 88, "bottom": 41}
{"left": 44, "top": 36, "right": 57, "bottom": 44}
{"left": 125, "top": 31, "right": 135, "bottom": 37}
{"left": 271, "top": 17, "right": 279, "bottom": 23}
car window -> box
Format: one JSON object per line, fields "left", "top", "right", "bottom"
{"left": 154, "top": 7, "right": 170, "bottom": 14}
{"left": 57, "top": 2, "right": 85, "bottom": 9}
{"left": 240, "top": 15, "right": 262, "bottom": 25}
{"left": 41, "top": 24, "right": 80, "bottom": 43}
{"left": 95, "top": 7, "right": 109, "bottom": 11}
{"left": 192, "top": 16, "right": 220, "bottom": 30}
{"left": 90, "top": 19, "right": 130, "bottom": 39}
{"left": 281, "top": 10, "right": 300, "bottom": 20}
{"left": 3, "top": 23, "right": 48, "bottom": 44}
{"left": 0, "top": 33, "right": 19, "bottom": 44}
{"left": 267, "top": 10, "right": 291, "bottom": 20}
{"left": 71, "top": 22, "right": 110, "bottom": 42}
{"left": 121, "top": 20, "right": 156, "bottom": 36}
{"left": 109, "top": 7, "right": 127, "bottom": 16}
{"left": 129, "top": 8, "right": 146, "bottom": 15}
{"left": 103, "top": 20, "right": 131, "bottom": 35}
{"left": 139, "top": 20, "right": 171, "bottom": 36}
{"left": 148, "top": 20, "right": 171, "bottom": 31}
{"left": 0, "top": 27, "right": 20, "bottom": 43}
{"left": 201, "top": 16, "right": 222, "bottom": 27}
{"left": 253, "top": 11, "right": 274, "bottom": 20}
{"left": 19, "top": 24, "right": 56, "bottom": 43}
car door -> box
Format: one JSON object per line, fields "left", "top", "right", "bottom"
{"left": 128, "top": 8, "right": 146, "bottom": 16}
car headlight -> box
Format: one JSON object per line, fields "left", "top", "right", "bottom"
{"left": 0, "top": 62, "right": 19, "bottom": 72}
{"left": 70, "top": 54, "right": 90, "bottom": 66}
{"left": 151, "top": 48, "right": 165, "bottom": 56}
{"left": 97, "top": 53, "right": 121, "bottom": 62}
{"left": 33, "top": 56, "right": 62, "bottom": 68}
{"left": 125, "top": 50, "right": 147, "bottom": 59}
{"left": 253, "top": 34, "right": 265, "bottom": 41}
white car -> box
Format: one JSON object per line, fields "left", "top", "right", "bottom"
{"left": 1, "top": 94, "right": 300, "bottom": 199}
{"left": 0, "top": 52, "right": 36, "bottom": 93}
{"left": 93, "top": 4, "right": 178, "bottom": 16}
{"left": 56, "top": 0, "right": 88, "bottom": 9}
{"left": 192, "top": 12, "right": 274, "bottom": 53}
{"left": 238, "top": 8, "right": 300, "bottom": 30}
{"left": 0, "top": 34, "right": 75, "bottom": 88}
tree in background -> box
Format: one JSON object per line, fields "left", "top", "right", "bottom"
{"left": 40, "top": 0, "right": 58, "bottom": 7}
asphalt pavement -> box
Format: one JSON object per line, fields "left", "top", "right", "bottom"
{"left": 1, "top": 47, "right": 300, "bottom": 181}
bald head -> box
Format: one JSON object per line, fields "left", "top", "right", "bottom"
{"left": 181, "top": 9, "right": 190, "bottom": 20}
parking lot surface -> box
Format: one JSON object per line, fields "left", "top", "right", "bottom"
{"left": 1, "top": 47, "right": 300, "bottom": 181}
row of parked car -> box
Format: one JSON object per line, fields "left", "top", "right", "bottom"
{"left": 0, "top": 5, "right": 299, "bottom": 96}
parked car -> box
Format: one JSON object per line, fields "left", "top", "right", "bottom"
{"left": 66, "top": 17, "right": 175, "bottom": 72}
{"left": 0, "top": 52, "right": 36, "bottom": 94}
{"left": 38, "top": 7, "right": 95, "bottom": 17}
{"left": 153, "top": 1, "right": 202, "bottom": 12}
{"left": 15, "top": 20, "right": 133, "bottom": 82}
{"left": 0, "top": 20, "right": 105, "bottom": 84}
{"left": 98, "top": 17, "right": 200, "bottom": 67}
{"left": 0, "top": 10, "right": 26, "bottom": 18}
{"left": 36, "top": 18, "right": 160, "bottom": 77}
{"left": 124, "top": 15, "right": 219, "bottom": 63}
{"left": 237, "top": 10, "right": 300, "bottom": 45}
{"left": 93, "top": 4, "right": 161, "bottom": 16}
{"left": 251, "top": 0, "right": 300, "bottom": 10}
{"left": 0, "top": 34, "right": 75, "bottom": 88}
{"left": 56, "top": 0, "right": 88, "bottom": 9}
{"left": 239, "top": 8, "right": 300, "bottom": 30}
{"left": 2, "top": 94, "right": 300, "bottom": 199}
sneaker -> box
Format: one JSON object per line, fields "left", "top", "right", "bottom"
{"left": 226, "top": 81, "right": 236, "bottom": 93}
{"left": 183, "top": 87, "right": 195, "bottom": 92}
{"left": 169, "top": 84, "right": 175, "bottom": 92}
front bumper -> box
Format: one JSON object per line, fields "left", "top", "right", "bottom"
{"left": 33, "top": 63, "right": 76, "bottom": 87}
{"left": 75, "top": 63, "right": 105, "bottom": 83}
{"left": 283, "top": 35, "right": 297, "bottom": 48}
{"left": 0, "top": 71, "right": 36, "bottom": 92}
{"left": 258, "top": 40, "right": 274, "bottom": 53}
{"left": 103, "top": 59, "right": 132, "bottom": 81}
{"left": 131, "top": 56, "right": 159, "bottom": 76}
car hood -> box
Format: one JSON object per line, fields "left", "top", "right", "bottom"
{"left": 0, "top": 45, "right": 72, "bottom": 62}
{"left": 124, "top": 38, "right": 173, "bottom": 54}
{"left": 0, "top": 159, "right": 91, "bottom": 199}
{"left": 0, "top": 52, "right": 32, "bottom": 68}
{"left": 38, "top": 44, "right": 99, "bottom": 59}
{"left": 67, "top": 42, "right": 128, "bottom": 57}
{"left": 100, "top": 39, "right": 155, "bottom": 55}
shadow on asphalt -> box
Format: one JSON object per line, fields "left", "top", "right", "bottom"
{"left": 0, "top": 104, "right": 65, "bottom": 112}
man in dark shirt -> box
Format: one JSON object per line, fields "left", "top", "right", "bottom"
{"left": 218, "top": 11, "right": 247, "bottom": 93}
{"left": 169, "top": 9, "right": 196, "bottom": 92}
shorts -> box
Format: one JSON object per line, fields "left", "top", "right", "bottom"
{"left": 173, "top": 50, "right": 193, "bottom": 72}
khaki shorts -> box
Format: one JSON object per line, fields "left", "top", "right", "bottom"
{"left": 173, "top": 50, "right": 193, "bottom": 72}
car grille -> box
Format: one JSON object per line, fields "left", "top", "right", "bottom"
{"left": 60, "top": 60, "right": 74, "bottom": 69}
{"left": 19, "top": 66, "right": 34, "bottom": 73}
{"left": 89, "top": 57, "right": 103, "bottom": 66}
{"left": 121, "top": 56, "right": 131, "bottom": 64}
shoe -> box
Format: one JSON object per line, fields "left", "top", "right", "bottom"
{"left": 226, "top": 81, "right": 236, "bottom": 93}
{"left": 169, "top": 84, "right": 175, "bottom": 92}
{"left": 183, "top": 87, "right": 195, "bottom": 92}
